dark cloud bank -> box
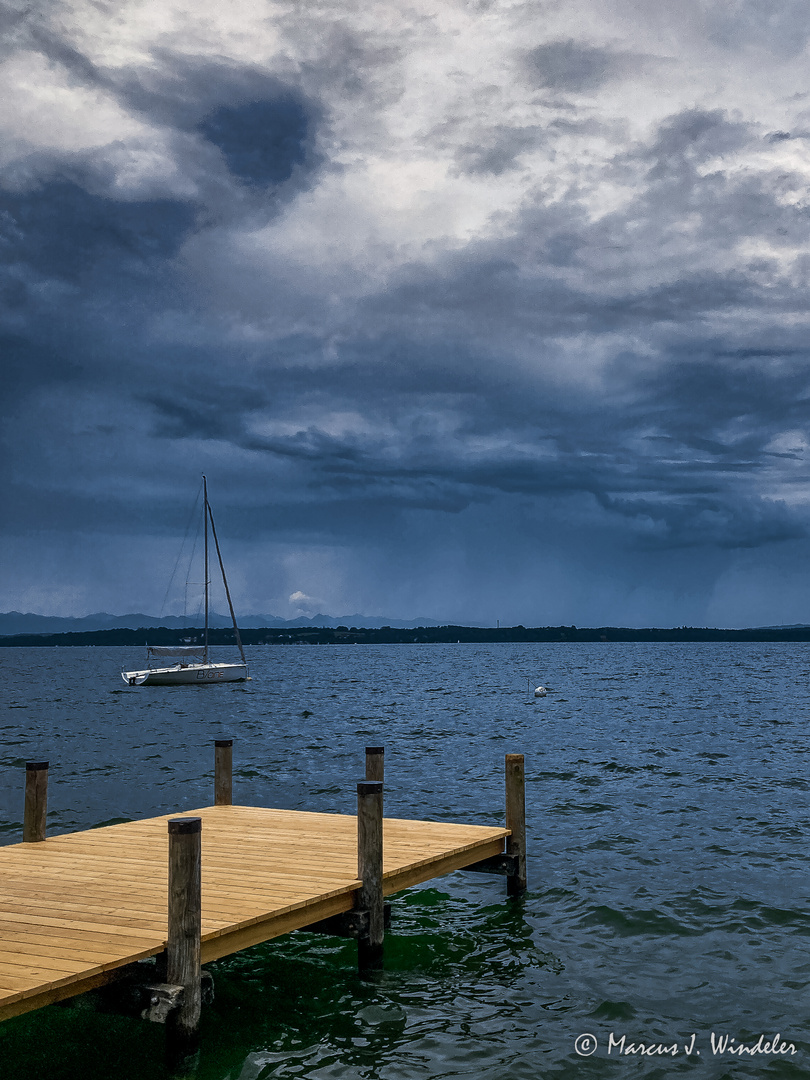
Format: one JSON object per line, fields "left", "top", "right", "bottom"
{"left": 3, "top": 21, "right": 810, "bottom": 627}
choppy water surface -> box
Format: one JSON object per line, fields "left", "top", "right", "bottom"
{"left": 1, "top": 642, "right": 809, "bottom": 1079}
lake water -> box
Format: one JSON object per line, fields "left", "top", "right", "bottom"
{"left": 1, "top": 642, "right": 809, "bottom": 1078}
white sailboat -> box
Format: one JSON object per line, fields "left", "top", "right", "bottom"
{"left": 122, "top": 477, "right": 248, "bottom": 686}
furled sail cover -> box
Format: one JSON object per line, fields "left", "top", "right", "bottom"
{"left": 147, "top": 646, "right": 205, "bottom": 657}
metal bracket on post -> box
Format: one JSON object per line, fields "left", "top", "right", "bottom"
{"left": 141, "top": 972, "right": 214, "bottom": 1023}
{"left": 458, "top": 852, "right": 520, "bottom": 877}
{"left": 308, "top": 909, "right": 369, "bottom": 939}
{"left": 306, "top": 904, "right": 392, "bottom": 939}
{"left": 141, "top": 983, "right": 185, "bottom": 1024}
{"left": 355, "top": 779, "right": 384, "bottom": 972}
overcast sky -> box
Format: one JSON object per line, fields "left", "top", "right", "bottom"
{"left": 4, "top": 0, "right": 810, "bottom": 627}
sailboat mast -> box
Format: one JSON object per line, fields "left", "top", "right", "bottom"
{"left": 207, "top": 499, "right": 247, "bottom": 665}
{"left": 203, "top": 474, "right": 209, "bottom": 664}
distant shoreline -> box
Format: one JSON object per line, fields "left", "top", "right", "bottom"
{"left": 2, "top": 625, "right": 810, "bottom": 646}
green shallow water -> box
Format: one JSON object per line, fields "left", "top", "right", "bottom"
{"left": 1, "top": 642, "right": 810, "bottom": 1078}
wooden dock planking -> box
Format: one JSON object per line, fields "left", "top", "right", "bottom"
{"left": 0, "top": 805, "right": 508, "bottom": 1022}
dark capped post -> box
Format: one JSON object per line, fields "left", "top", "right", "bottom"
{"left": 356, "top": 779, "right": 384, "bottom": 971}
{"left": 365, "top": 745, "right": 384, "bottom": 783}
{"left": 505, "top": 754, "right": 527, "bottom": 895}
{"left": 167, "top": 817, "right": 202, "bottom": 1040}
{"left": 23, "top": 761, "right": 48, "bottom": 843}
{"left": 214, "top": 739, "right": 233, "bottom": 806}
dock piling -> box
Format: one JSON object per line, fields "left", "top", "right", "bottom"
{"left": 356, "top": 780, "right": 384, "bottom": 971}
{"left": 505, "top": 754, "right": 526, "bottom": 895}
{"left": 365, "top": 745, "right": 384, "bottom": 782}
{"left": 166, "top": 817, "right": 202, "bottom": 1039}
{"left": 214, "top": 739, "right": 233, "bottom": 805}
{"left": 23, "top": 761, "right": 48, "bottom": 843}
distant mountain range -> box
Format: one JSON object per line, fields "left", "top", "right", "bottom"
{"left": 0, "top": 611, "right": 446, "bottom": 636}
{"left": 4, "top": 611, "right": 805, "bottom": 639}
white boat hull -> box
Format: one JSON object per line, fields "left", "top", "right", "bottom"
{"left": 122, "top": 663, "right": 248, "bottom": 686}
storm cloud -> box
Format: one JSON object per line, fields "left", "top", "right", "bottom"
{"left": 3, "top": 0, "right": 810, "bottom": 627}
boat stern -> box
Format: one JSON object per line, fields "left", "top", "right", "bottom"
{"left": 122, "top": 671, "right": 149, "bottom": 686}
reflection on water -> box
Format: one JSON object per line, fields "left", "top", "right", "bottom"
{"left": 1, "top": 643, "right": 810, "bottom": 1078}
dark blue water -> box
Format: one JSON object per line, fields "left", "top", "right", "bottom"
{"left": 1, "top": 643, "right": 809, "bottom": 1078}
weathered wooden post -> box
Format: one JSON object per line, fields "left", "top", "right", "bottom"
{"left": 365, "top": 745, "right": 384, "bottom": 782}
{"left": 23, "top": 761, "right": 48, "bottom": 843}
{"left": 356, "top": 780, "right": 384, "bottom": 971}
{"left": 505, "top": 754, "right": 526, "bottom": 895}
{"left": 214, "top": 739, "right": 233, "bottom": 806}
{"left": 167, "top": 817, "right": 202, "bottom": 1041}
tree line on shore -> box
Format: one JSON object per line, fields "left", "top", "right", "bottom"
{"left": 2, "top": 624, "right": 810, "bottom": 646}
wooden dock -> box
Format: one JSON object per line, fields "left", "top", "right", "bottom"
{"left": 0, "top": 747, "right": 526, "bottom": 1036}
{"left": 0, "top": 806, "right": 508, "bottom": 1022}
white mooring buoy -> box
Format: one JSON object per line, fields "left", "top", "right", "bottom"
{"left": 527, "top": 677, "right": 548, "bottom": 698}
